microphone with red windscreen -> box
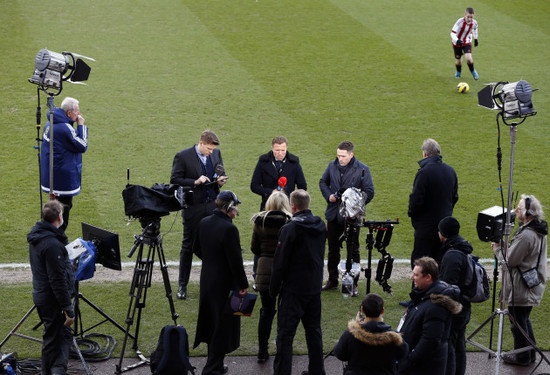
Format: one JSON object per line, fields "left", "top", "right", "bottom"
{"left": 277, "top": 177, "right": 287, "bottom": 191}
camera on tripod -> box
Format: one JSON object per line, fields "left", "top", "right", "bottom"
{"left": 122, "top": 183, "right": 192, "bottom": 221}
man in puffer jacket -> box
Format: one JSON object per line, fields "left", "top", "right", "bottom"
{"left": 333, "top": 293, "right": 408, "bottom": 374}
{"left": 397, "top": 257, "right": 462, "bottom": 374}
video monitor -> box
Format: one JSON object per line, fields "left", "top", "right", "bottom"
{"left": 81, "top": 222, "right": 122, "bottom": 271}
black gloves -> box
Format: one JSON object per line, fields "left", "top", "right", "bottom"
{"left": 456, "top": 39, "right": 463, "bottom": 47}
{"left": 474, "top": 39, "right": 479, "bottom": 47}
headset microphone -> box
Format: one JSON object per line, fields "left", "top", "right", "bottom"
{"left": 277, "top": 176, "right": 287, "bottom": 191}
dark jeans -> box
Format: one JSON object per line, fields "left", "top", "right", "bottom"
{"left": 56, "top": 196, "right": 73, "bottom": 233}
{"left": 179, "top": 201, "right": 215, "bottom": 287}
{"left": 36, "top": 303, "right": 72, "bottom": 375}
{"left": 258, "top": 291, "right": 277, "bottom": 352}
{"left": 327, "top": 220, "right": 360, "bottom": 282}
{"left": 446, "top": 307, "right": 471, "bottom": 375}
{"left": 509, "top": 305, "right": 535, "bottom": 362}
{"left": 411, "top": 232, "right": 442, "bottom": 268}
{"left": 274, "top": 292, "right": 325, "bottom": 375}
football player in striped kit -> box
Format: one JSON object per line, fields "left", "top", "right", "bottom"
{"left": 451, "top": 8, "right": 479, "bottom": 80}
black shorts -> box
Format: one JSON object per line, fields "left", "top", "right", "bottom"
{"left": 454, "top": 44, "right": 472, "bottom": 59}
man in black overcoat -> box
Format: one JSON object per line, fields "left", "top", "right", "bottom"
{"left": 250, "top": 136, "right": 307, "bottom": 211}
{"left": 408, "top": 138, "right": 458, "bottom": 266}
{"left": 170, "top": 130, "right": 228, "bottom": 299}
{"left": 193, "top": 191, "right": 249, "bottom": 374}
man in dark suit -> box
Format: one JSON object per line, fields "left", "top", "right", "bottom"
{"left": 193, "top": 191, "right": 249, "bottom": 374}
{"left": 408, "top": 138, "right": 458, "bottom": 266}
{"left": 170, "top": 130, "right": 228, "bottom": 300}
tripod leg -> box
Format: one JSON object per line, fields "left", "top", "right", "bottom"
{"left": 157, "top": 242, "right": 179, "bottom": 324}
{"left": 0, "top": 305, "right": 41, "bottom": 349}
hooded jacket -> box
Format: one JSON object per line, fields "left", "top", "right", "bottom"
{"left": 440, "top": 234, "right": 474, "bottom": 311}
{"left": 250, "top": 210, "right": 290, "bottom": 292}
{"left": 40, "top": 107, "right": 88, "bottom": 196}
{"left": 333, "top": 320, "right": 408, "bottom": 374}
{"left": 495, "top": 218, "right": 548, "bottom": 306}
{"left": 27, "top": 221, "right": 74, "bottom": 310}
{"left": 270, "top": 209, "right": 326, "bottom": 296}
{"left": 398, "top": 280, "right": 462, "bottom": 374}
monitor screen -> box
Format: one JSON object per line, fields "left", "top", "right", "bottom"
{"left": 81, "top": 222, "right": 122, "bottom": 271}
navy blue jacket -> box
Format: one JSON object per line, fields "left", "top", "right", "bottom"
{"left": 27, "top": 221, "right": 74, "bottom": 311}
{"left": 170, "top": 146, "right": 223, "bottom": 206}
{"left": 319, "top": 156, "right": 374, "bottom": 223}
{"left": 270, "top": 209, "right": 326, "bottom": 297}
{"left": 250, "top": 151, "right": 307, "bottom": 210}
{"left": 40, "top": 108, "right": 88, "bottom": 196}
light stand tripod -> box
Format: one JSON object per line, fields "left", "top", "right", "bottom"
{"left": 467, "top": 120, "right": 549, "bottom": 374}
{"left": 116, "top": 217, "right": 179, "bottom": 374}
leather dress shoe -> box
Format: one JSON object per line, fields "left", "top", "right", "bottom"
{"left": 502, "top": 352, "right": 530, "bottom": 366}
{"left": 177, "top": 285, "right": 187, "bottom": 300}
{"left": 321, "top": 280, "right": 338, "bottom": 291}
{"left": 257, "top": 350, "right": 269, "bottom": 363}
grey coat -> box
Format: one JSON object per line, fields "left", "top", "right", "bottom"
{"left": 494, "top": 219, "right": 548, "bottom": 306}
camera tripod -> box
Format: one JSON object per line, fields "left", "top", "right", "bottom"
{"left": 115, "top": 217, "right": 179, "bottom": 374}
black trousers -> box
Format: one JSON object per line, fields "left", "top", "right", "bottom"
{"left": 36, "top": 303, "right": 72, "bottom": 375}
{"left": 258, "top": 291, "right": 277, "bottom": 352}
{"left": 179, "top": 201, "right": 215, "bottom": 287}
{"left": 509, "top": 305, "right": 536, "bottom": 361}
{"left": 411, "top": 232, "right": 442, "bottom": 268}
{"left": 326, "top": 220, "right": 360, "bottom": 282}
{"left": 274, "top": 292, "right": 325, "bottom": 375}
{"left": 446, "top": 307, "right": 471, "bottom": 375}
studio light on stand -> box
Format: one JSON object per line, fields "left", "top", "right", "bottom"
{"left": 467, "top": 80, "right": 546, "bottom": 374}
{"left": 28, "top": 48, "right": 95, "bottom": 210}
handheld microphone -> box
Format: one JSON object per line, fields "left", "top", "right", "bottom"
{"left": 213, "top": 164, "right": 225, "bottom": 180}
{"left": 277, "top": 176, "right": 287, "bottom": 191}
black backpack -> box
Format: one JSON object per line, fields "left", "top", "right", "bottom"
{"left": 448, "top": 250, "right": 490, "bottom": 303}
{"left": 150, "top": 325, "right": 195, "bottom": 375}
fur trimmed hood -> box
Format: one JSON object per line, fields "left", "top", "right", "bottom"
{"left": 430, "top": 293, "right": 463, "bottom": 315}
{"left": 347, "top": 320, "right": 404, "bottom": 346}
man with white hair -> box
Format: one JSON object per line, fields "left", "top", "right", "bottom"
{"left": 492, "top": 194, "right": 547, "bottom": 366}
{"left": 40, "top": 97, "right": 89, "bottom": 232}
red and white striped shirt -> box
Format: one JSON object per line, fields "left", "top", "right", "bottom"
{"left": 451, "top": 17, "right": 478, "bottom": 46}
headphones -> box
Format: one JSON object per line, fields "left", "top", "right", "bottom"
{"left": 222, "top": 191, "right": 241, "bottom": 214}
{"left": 524, "top": 196, "right": 532, "bottom": 216}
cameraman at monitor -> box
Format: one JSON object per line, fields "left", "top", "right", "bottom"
{"left": 319, "top": 140, "right": 374, "bottom": 294}
{"left": 170, "top": 130, "right": 228, "bottom": 300}
{"left": 491, "top": 194, "right": 547, "bottom": 366}
{"left": 27, "top": 200, "right": 75, "bottom": 375}
{"left": 40, "top": 97, "right": 89, "bottom": 233}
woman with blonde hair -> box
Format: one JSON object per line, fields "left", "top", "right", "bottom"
{"left": 250, "top": 191, "right": 291, "bottom": 363}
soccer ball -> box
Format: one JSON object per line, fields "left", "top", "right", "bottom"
{"left": 457, "top": 82, "right": 470, "bottom": 93}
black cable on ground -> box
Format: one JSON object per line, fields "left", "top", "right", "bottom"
{"left": 70, "top": 333, "right": 117, "bottom": 362}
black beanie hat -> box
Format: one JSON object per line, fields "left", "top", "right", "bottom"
{"left": 438, "top": 216, "right": 460, "bottom": 238}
